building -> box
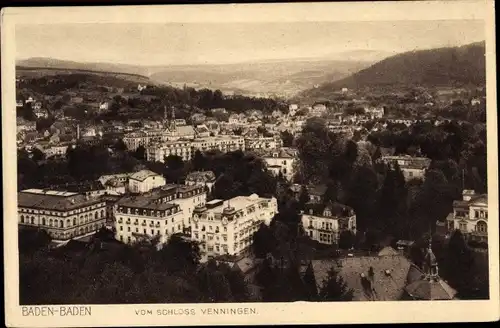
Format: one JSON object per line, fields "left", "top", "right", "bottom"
{"left": 380, "top": 155, "right": 431, "bottom": 181}
{"left": 364, "top": 106, "right": 385, "bottom": 119}
{"left": 301, "top": 203, "right": 356, "bottom": 245}
{"left": 262, "top": 147, "right": 298, "bottom": 181}
{"left": 195, "top": 124, "right": 211, "bottom": 138}
{"left": 310, "top": 103, "right": 327, "bottom": 116}
{"left": 192, "top": 136, "right": 245, "bottom": 154}
{"left": 146, "top": 140, "right": 193, "bottom": 162}
{"left": 123, "top": 131, "right": 149, "bottom": 151}
{"left": 446, "top": 190, "right": 488, "bottom": 243}
{"left": 185, "top": 171, "right": 216, "bottom": 193}
{"left": 191, "top": 194, "right": 278, "bottom": 262}
{"left": 128, "top": 170, "right": 166, "bottom": 194}
{"left": 18, "top": 189, "right": 107, "bottom": 241}
{"left": 404, "top": 241, "right": 458, "bottom": 300}
{"left": 114, "top": 190, "right": 184, "bottom": 245}
{"left": 311, "top": 245, "right": 456, "bottom": 301}
{"left": 33, "top": 108, "right": 48, "bottom": 119}
{"left": 244, "top": 136, "right": 282, "bottom": 151}
{"left": 169, "top": 185, "right": 207, "bottom": 229}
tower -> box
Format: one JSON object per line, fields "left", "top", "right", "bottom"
{"left": 423, "top": 235, "right": 439, "bottom": 281}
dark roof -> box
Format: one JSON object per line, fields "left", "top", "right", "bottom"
{"left": 312, "top": 253, "right": 419, "bottom": 301}
{"left": 405, "top": 278, "right": 457, "bottom": 300}
{"left": 117, "top": 195, "right": 177, "bottom": 211}
{"left": 18, "top": 189, "right": 104, "bottom": 211}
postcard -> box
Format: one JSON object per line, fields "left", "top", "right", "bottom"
{"left": 2, "top": 1, "right": 499, "bottom": 326}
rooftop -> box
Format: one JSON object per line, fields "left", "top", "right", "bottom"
{"left": 312, "top": 250, "right": 424, "bottom": 301}
{"left": 129, "top": 169, "right": 162, "bottom": 182}
{"left": 18, "top": 189, "right": 103, "bottom": 211}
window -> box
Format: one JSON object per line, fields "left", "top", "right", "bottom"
{"left": 42, "top": 218, "right": 46, "bottom": 225}
{"left": 477, "top": 221, "right": 487, "bottom": 233}
{"left": 475, "top": 211, "right": 479, "bottom": 218}
{"left": 120, "top": 226, "right": 123, "bottom": 231}
{"left": 128, "top": 227, "right": 131, "bottom": 232}
{"left": 144, "top": 229, "right": 147, "bottom": 234}
{"left": 20, "top": 215, "right": 24, "bottom": 223}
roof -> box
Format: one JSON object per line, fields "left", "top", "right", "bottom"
{"left": 186, "top": 171, "right": 216, "bottom": 183}
{"left": 312, "top": 253, "right": 419, "bottom": 301}
{"left": 116, "top": 194, "right": 177, "bottom": 211}
{"left": 18, "top": 189, "right": 103, "bottom": 211}
{"left": 405, "top": 278, "right": 457, "bottom": 300}
{"left": 263, "top": 147, "right": 299, "bottom": 159}
{"left": 307, "top": 184, "right": 328, "bottom": 196}
{"left": 129, "top": 170, "right": 162, "bottom": 182}
{"left": 378, "top": 246, "right": 400, "bottom": 256}
{"left": 172, "top": 125, "right": 195, "bottom": 136}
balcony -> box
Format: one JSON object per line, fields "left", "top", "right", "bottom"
{"left": 155, "top": 223, "right": 161, "bottom": 228}
{"left": 133, "top": 221, "right": 138, "bottom": 226}
{"left": 126, "top": 219, "right": 131, "bottom": 224}
{"left": 142, "top": 222, "right": 147, "bottom": 226}
{"left": 117, "top": 218, "right": 123, "bottom": 224}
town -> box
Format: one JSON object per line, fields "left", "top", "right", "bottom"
{"left": 16, "top": 44, "right": 488, "bottom": 303}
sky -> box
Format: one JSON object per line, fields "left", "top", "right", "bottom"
{"left": 16, "top": 20, "right": 485, "bottom": 66}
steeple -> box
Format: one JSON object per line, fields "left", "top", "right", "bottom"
{"left": 169, "top": 106, "right": 177, "bottom": 132}
{"left": 424, "top": 235, "right": 439, "bottom": 281}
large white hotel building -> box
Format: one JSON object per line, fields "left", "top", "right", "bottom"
{"left": 190, "top": 194, "right": 278, "bottom": 262}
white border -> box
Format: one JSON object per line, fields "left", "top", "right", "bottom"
{"left": 2, "top": 1, "right": 499, "bottom": 326}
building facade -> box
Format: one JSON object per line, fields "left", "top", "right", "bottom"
{"left": 380, "top": 155, "right": 431, "bottom": 181}
{"left": 18, "top": 189, "right": 107, "bottom": 241}
{"left": 128, "top": 170, "right": 166, "bottom": 194}
{"left": 301, "top": 203, "right": 357, "bottom": 245}
{"left": 191, "top": 194, "right": 278, "bottom": 262}
{"left": 262, "top": 147, "right": 298, "bottom": 181}
{"left": 446, "top": 190, "right": 488, "bottom": 243}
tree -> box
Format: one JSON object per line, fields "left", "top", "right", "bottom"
{"left": 114, "top": 139, "right": 128, "bottom": 152}
{"left": 280, "top": 130, "right": 294, "bottom": 147}
{"left": 252, "top": 223, "right": 276, "bottom": 258}
{"left": 298, "top": 186, "right": 310, "bottom": 209}
{"left": 191, "top": 150, "right": 206, "bottom": 172}
{"left": 133, "top": 145, "right": 146, "bottom": 161}
{"left": 303, "top": 262, "right": 318, "bottom": 300}
{"left": 338, "top": 230, "right": 355, "bottom": 250}
{"left": 444, "top": 230, "right": 476, "bottom": 297}
{"left": 318, "top": 265, "right": 354, "bottom": 301}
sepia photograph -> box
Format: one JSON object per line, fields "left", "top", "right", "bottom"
{"left": 2, "top": 1, "right": 499, "bottom": 326}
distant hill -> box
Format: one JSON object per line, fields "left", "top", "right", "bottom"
{"left": 149, "top": 59, "right": 372, "bottom": 97}
{"left": 17, "top": 57, "right": 150, "bottom": 77}
{"left": 17, "top": 57, "right": 375, "bottom": 97}
{"left": 299, "top": 41, "right": 486, "bottom": 98}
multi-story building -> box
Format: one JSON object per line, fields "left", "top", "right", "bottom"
{"left": 114, "top": 191, "right": 184, "bottom": 245}
{"left": 192, "top": 136, "right": 245, "bottom": 154}
{"left": 170, "top": 185, "right": 207, "bottom": 229}
{"left": 364, "top": 106, "right": 385, "bottom": 119}
{"left": 123, "top": 131, "right": 149, "bottom": 151}
{"left": 244, "top": 136, "right": 282, "bottom": 151}
{"left": 301, "top": 203, "right": 357, "bottom": 245}
{"left": 446, "top": 190, "right": 488, "bottom": 243}
{"left": 185, "top": 171, "right": 216, "bottom": 193}
{"left": 191, "top": 194, "right": 278, "bottom": 262}
{"left": 310, "top": 103, "right": 327, "bottom": 117}
{"left": 380, "top": 155, "right": 431, "bottom": 181}
{"left": 262, "top": 147, "right": 298, "bottom": 181}
{"left": 128, "top": 170, "right": 166, "bottom": 194}
{"left": 146, "top": 140, "right": 194, "bottom": 162}
{"left": 18, "top": 189, "right": 107, "bottom": 241}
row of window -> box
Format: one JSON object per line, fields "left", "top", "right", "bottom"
{"left": 193, "top": 224, "right": 228, "bottom": 233}
{"left": 20, "top": 211, "right": 105, "bottom": 228}
{"left": 118, "top": 224, "right": 182, "bottom": 235}
{"left": 48, "top": 223, "right": 105, "bottom": 239}
{"left": 194, "top": 233, "right": 228, "bottom": 242}
{"left": 19, "top": 205, "right": 105, "bottom": 217}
